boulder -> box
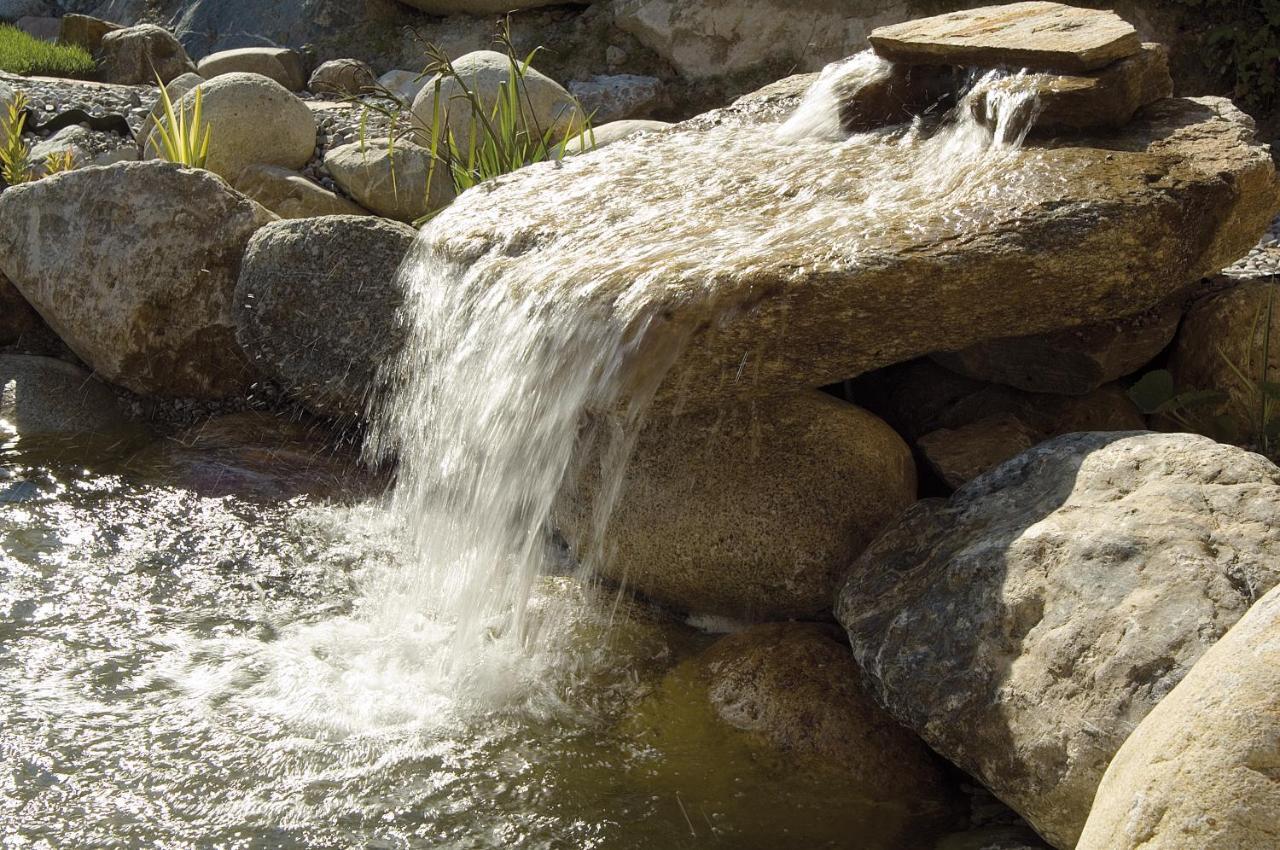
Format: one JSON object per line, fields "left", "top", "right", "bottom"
{"left": 409, "top": 50, "right": 583, "bottom": 155}
{"left": 567, "top": 74, "right": 662, "bottom": 124}
{"left": 58, "top": 13, "right": 120, "bottom": 54}
{"left": 377, "top": 69, "right": 431, "bottom": 104}
{"left": 138, "top": 71, "right": 204, "bottom": 155}
{"left": 0, "top": 161, "right": 272, "bottom": 398}
{"left": 230, "top": 164, "right": 369, "bottom": 219}
{"left": 233, "top": 215, "right": 417, "bottom": 418}
{"left": 98, "top": 24, "right": 196, "bottom": 85}
{"left": 933, "top": 299, "right": 1183, "bottom": 395}
{"left": 559, "top": 391, "right": 915, "bottom": 619}
{"left": 574, "top": 119, "right": 671, "bottom": 151}
{"left": 196, "top": 47, "right": 307, "bottom": 92}
{"left": 324, "top": 137, "right": 453, "bottom": 223}
{"left": 158, "top": 73, "right": 317, "bottom": 183}
{"left": 0, "top": 273, "right": 43, "bottom": 346}
{"left": 393, "top": 0, "right": 583, "bottom": 13}
{"left": 917, "top": 415, "right": 1039, "bottom": 490}
{"left": 1168, "top": 278, "right": 1280, "bottom": 446}
{"left": 1076, "top": 582, "right": 1280, "bottom": 850}
{"left": 419, "top": 94, "right": 1279, "bottom": 410}
{"left": 970, "top": 44, "right": 1173, "bottom": 134}
{"left": 836, "top": 432, "right": 1280, "bottom": 848}
{"left": 869, "top": 2, "right": 1142, "bottom": 73}
{"left": 0, "top": 354, "right": 130, "bottom": 440}
{"left": 308, "top": 58, "right": 376, "bottom": 96}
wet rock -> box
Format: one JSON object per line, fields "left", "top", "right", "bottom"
{"left": 1168, "top": 278, "right": 1280, "bottom": 446}
{"left": 933, "top": 300, "right": 1183, "bottom": 395}
{"left": 234, "top": 215, "right": 417, "bottom": 418}
{"left": 560, "top": 391, "right": 915, "bottom": 619}
{"left": 1076, "top": 582, "right": 1280, "bottom": 850}
{"left": 869, "top": 2, "right": 1142, "bottom": 73}
{"left": 157, "top": 73, "right": 317, "bottom": 183}
{"left": 917, "top": 415, "right": 1039, "bottom": 490}
{"left": 0, "top": 161, "right": 271, "bottom": 398}
{"left": 308, "top": 58, "right": 376, "bottom": 96}
{"left": 231, "top": 164, "right": 370, "bottom": 219}
{"left": 324, "top": 137, "right": 453, "bottom": 223}
{"left": 99, "top": 24, "right": 196, "bottom": 85}
{"left": 59, "top": 13, "right": 121, "bottom": 54}
{"left": 409, "top": 50, "right": 583, "bottom": 154}
{"left": 836, "top": 432, "right": 1280, "bottom": 848}
{"left": 196, "top": 47, "right": 307, "bottom": 91}
{"left": 424, "top": 95, "right": 1279, "bottom": 410}
{"left": 568, "top": 74, "right": 662, "bottom": 123}
{"left": 576, "top": 119, "right": 671, "bottom": 150}
{"left": 0, "top": 354, "right": 130, "bottom": 439}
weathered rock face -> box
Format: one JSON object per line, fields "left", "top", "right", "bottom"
{"left": 231, "top": 164, "right": 369, "bottom": 219}
{"left": 99, "top": 24, "right": 196, "bottom": 85}
{"left": 568, "top": 73, "right": 662, "bottom": 123}
{"left": 916, "top": 414, "right": 1040, "bottom": 489}
{"left": 234, "top": 215, "right": 417, "bottom": 418}
{"left": 196, "top": 47, "right": 307, "bottom": 91}
{"left": 836, "top": 432, "right": 1280, "bottom": 849}
{"left": 59, "top": 13, "right": 121, "bottom": 54}
{"left": 1076, "top": 582, "right": 1280, "bottom": 850}
{"left": 869, "top": 2, "right": 1141, "bottom": 73}
{"left": 420, "top": 92, "right": 1279, "bottom": 410}
{"left": 1169, "top": 278, "right": 1280, "bottom": 446}
{"left": 409, "top": 50, "right": 584, "bottom": 154}
{"left": 324, "top": 138, "right": 453, "bottom": 223}
{"left": 0, "top": 354, "right": 130, "bottom": 440}
{"left": 162, "top": 73, "right": 317, "bottom": 183}
{"left": 308, "top": 58, "right": 376, "bottom": 96}
{"left": 559, "top": 391, "right": 915, "bottom": 619}
{"left": 933, "top": 299, "right": 1183, "bottom": 395}
{"left": 0, "top": 273, "right": 44, "bottom": 347}
{"left": 0, "top": 162, "right": 271, "bottom": 398}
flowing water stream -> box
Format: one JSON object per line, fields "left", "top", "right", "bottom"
{"left": 1, "top": 56, "right": 1041, "bottom": 848}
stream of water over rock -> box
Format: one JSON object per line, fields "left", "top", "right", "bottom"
{"left": 1, "top": 57, "right": 1040, "bottom": 848}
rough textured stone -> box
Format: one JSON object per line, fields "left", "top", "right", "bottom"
{"left": 422, "top": 95, "right": 1279, "bottom": 410}
{"left": 933, "top": 299, "right": 1183, "bottom": 395}
{"left": 0, "top": 162, "right": 271, "bottom": 398}
{"left": 836, "top": 432, "right": 1280, "bottom": 849}
{"left": 99, "top": 24, "right": 196, "bottom": 85}
{"left": 15, "top": 15, "right": 57, "bottom": 41}
{"left": 0, "top": 354, "right": 130, "bottom": 439}
{"left": 1076, "top": 582, "right": 1280, "bottom": 850}
{"left": 0, "top": 273, "right": 43, "bottom": 347}
{"left": 560, "top": 391, "right": 915, "bottom": 619}
{"left": 869, "top": 2, "right": 1142, "bottom": 73}
{"left": 1169, "top": 278, "right": 1280, "bottom": 446}
{"left": 308, "top": 58, "right": 376, "bottom": 96}
{"left": 59, "top": 13, "right": 121, "bottom": 54}
{"left": 970, "top": 44, "right": 1173, "bottom": 134}
{"left": 231, "top": 164, "right": 370, "bottom": 219}
{"left": 159, "top": 73, "right": 317, "bottom": 182}
{"left": 234, "top": 215, "right": 417, "bottom": 418}
{"left": 409, "top": 50, "right": 584, "bottom": 154}
{"left": 324, "top": 138, "right": 453, "bottom": 223}
{"left": 917, "top": 414, "right": 1039, "bottom": 489}
{"left": 196, "top": 47, "right": 306, "bottom": 91}
{"left": 568, "top": 73, "right": 662, "bottom": 124}
{"left": 377, "top": 69, "right": 431, "bottom": 104}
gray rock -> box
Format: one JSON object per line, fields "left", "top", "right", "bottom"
{"left": 0, "top": 0, "right": 48, "bottom": 22}
{"left": 233, "top": 215, "right": 417, "bottom": 418}
{"left": 196, "top": 47, "right": 307, "bottom": 91}
{"left": 99, "top": 24, "right": 196, "bottom": 85}
{"left": 308, "top": 58, "right": 376, "bottom": 96}
{"left": 377, "top": 69, "right": 431, "bottom": 104}
{"left": 15, "top": 15, "right": 57, "bottom": 41}
{"left": 572, "top": 118, "right": 671, "bottom": 151}
{"left": 568, "top": 73, "right": 661, "bottom": 123}
{"left": 0, "top": 272, "right": 44, "bottom": 346}
{"left": 324, "top": 137, "right": 453, "bottom": 223}
{"left": 559, "top": 391, "right": 916, "bottom": 619}
{"left": 0, "top": 354, "right": 130, "bottom": 440}
{"left": 230, "top": 164, "right": 370, "bottom": 219}
{"left": 393, "top": 0, "right": 587, "bottom": 14}
{"left": 0, "top": 161, "right": 271, "bottom": 398}
{"left": 836, "top": 432, "right": 1280, "bottom": 849}
{"left": 1076, "top": 582, "right": 1280, "bottom": 850}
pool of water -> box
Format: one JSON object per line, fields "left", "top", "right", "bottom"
{"left": 0, "top": 436, "right": 953, "bottom": 850}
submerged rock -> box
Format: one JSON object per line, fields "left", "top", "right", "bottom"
{"left": 836, "top": 432, "right": 1280, "bottom": 848}
{"left": 560, "top": 391, "right": 915, "bottom": 619}
{"left": 420, "top": 92, "right": 1279, "bottom": 410}
{"left": 1076, "top": 582, "right": 1280, "bottom": 850}
{"left": 0, "top": 162, "right": 270, "bottom": 398}
{"left": 234, "top": 215, "right": 417, "bottom": 418}
{"left": 0, "top": 355, "right": 130, "bottom": 441}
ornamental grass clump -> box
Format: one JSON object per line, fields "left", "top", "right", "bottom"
{"left": 0, "top": 89, "right": 32, "bottom": 185}
{"left": 151, "top": 73, "right": 211, "bottom": 168}
{"left": 0, "top": 25, "right": 95, "bottom": 78}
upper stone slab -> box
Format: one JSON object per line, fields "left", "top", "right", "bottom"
{"left": 869, "top": 2, "right": 1142, "bottom": 73}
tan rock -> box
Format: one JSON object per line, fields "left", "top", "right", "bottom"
{"left": 231, "top": 164, "right": 369, "bottom": 219}
{"left": 58, "top": 13, "right": 121, "bottom": 54}
{"left": 559, "top": 391, "right": 916, "bottom": 619}
{"left": 196, "top": 47, "right": 307, "bottom": 91}
{"left": 308, "top": 58, "right": 376, "bottom": 96}
{"left": 869, "top": 2, "right": 1142, "bottom": 73}
{"left": 99, "top": 24, "right": 196, "bottom": 85}
{"left": 1076, "top": 582, "right": 1280, "bottom": 850}
{"left": 324, "top": 138, "right": 454, "bottom": 223}
{"left": 0, "top": 354, "right": 130, "bottom": 441}
{"left": 918, "top": 414, "right": 1039, "bottom": 489}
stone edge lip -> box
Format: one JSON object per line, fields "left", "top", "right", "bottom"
{"left": 868, "top": 2, "right": 1142, "bottom": 73}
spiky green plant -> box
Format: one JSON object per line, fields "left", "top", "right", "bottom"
{"left": 43, "top": 148, "right": 76, "bottom": 176}
{"left": 1, "top": 89, "right": 32, "bottom": 186}
{"left": 151, "top": 73, "right": 212, "bottom": 168}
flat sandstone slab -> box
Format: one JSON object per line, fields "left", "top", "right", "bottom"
{"left": 869, "top": 2, "right": 1142, "bottom": 73}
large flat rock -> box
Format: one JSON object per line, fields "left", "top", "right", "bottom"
{"left": 420, "top": 93, "right": 1278, "bottom": 410}
{"left": 869, "top": 2, "right": 1142, "bottom": 73}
